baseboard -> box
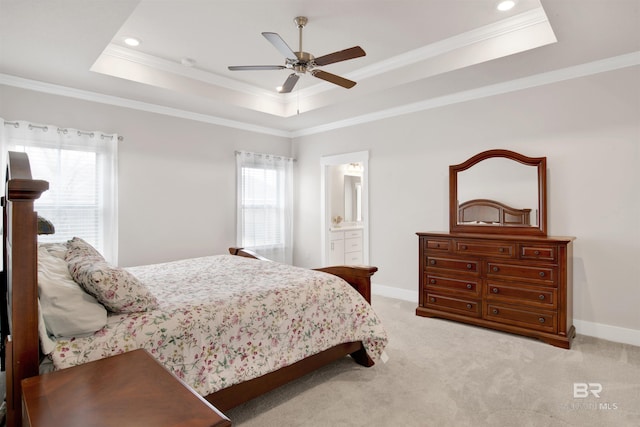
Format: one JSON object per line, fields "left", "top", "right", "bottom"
{"left": 573, "top": 319, "right": 640, "bottom": 347}
{"left": 372, "top": 283, "right": 418, "bottom": 304}
{"left": 372, "top": 283, "right": 640, "bottom": 347}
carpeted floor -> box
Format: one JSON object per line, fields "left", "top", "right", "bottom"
{"left": 225, "top": 295, "right": 640, "bottom": 426}
{"left": 2, "top": 295, "right": 638, "bottom": 426}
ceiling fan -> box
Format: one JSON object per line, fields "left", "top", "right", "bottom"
{"left": 228, "top": 16, "right": 366, "bottom": 93}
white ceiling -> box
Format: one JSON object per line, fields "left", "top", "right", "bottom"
{"left": 1, "top": 0, "right": 639, "bottom": 137}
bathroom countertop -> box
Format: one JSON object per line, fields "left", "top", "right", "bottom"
{"left": 330, "top": 225, "right": 363, "bottom": 232}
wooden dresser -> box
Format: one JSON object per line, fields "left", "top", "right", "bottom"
{"left": 416, "top": 232, "right": 575, "bottom": 349}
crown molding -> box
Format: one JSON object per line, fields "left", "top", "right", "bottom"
{"left": 291, "top": 51, "right": 640, "bottom": 137}
{"left": 98, "top": 44, "right": 285, "bottom": 104}
{"left": 1, "top": 52, "right": 637, "bottom": 139}
{"left": 0, "top": 73, "right": 290, "bottom": 138}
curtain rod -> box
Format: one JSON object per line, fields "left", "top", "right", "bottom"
{"left": 3, "top": 120, "right": 124, "bottom": 142}
{"left": 234, "top": 150, "right": 296, "bottom": 161}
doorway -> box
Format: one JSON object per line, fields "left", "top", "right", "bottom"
{"left": 320, "top": 151, "right": 369, "bottom": 266}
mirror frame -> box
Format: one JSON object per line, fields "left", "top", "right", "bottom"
{"left": 449, "top": 149, "right": 547, "bottom": 236}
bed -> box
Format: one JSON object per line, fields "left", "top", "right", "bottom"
{"left": 1, "top": 151, "right": 388, "bottom": 426}
{"left": 457, "top": 198, "right": 531, "bottom": 225}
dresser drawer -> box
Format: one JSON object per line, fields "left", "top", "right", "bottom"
{"left": 485, "top": 281, "right": 556, "bottom": 308}
{"left": 425, "top": 238, "right": 451, "bottom": 252}
{"left": 485, "top": 303, "right": 557, "bottom": 333}
{"left": 425, "top": 292, "right": 481, "bottom": 317}
{"left": 425, "top": 274, "right": 480, "bottom": 296}
{"left": 455, "top": 240, "right": 515, "bottom": 258}
{"left": 486, "top": 262, "right": 556, "bottom": 285}
{"left": 520, "top": 244, "right": 556, "bottom": 262}
{"left": 427, "top": 257, "right": 479, "bottom": 273}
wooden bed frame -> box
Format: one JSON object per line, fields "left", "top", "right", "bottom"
{"left": 458, "top": 198, "right": 531, "bottom": 226}
{"left": 1, "top": 151, "right": 378, "bottom": 426}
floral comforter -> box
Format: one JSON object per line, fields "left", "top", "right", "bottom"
{"left": 49, "top": 255, "right": 388, "bottom": 397}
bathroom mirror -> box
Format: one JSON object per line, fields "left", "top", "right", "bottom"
{"left": 450, "top": 149, "right": 547, "bottom": 236}
{"left": 344, "top": 170, "right": 362, "bottom": 222}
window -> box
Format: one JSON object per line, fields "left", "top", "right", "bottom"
{"left": 1, "top": 119, "right": 119, "bottom": 263}
{"left": 236, "top": 151, "right": 293, "bottom": 264}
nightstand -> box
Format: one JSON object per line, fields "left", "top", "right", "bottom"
{"left": 21, "top": 349, "right": 231, "bottom": 427}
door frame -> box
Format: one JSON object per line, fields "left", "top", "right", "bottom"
{"left": 320, "top": 151, "right": 369, "bottom": 266}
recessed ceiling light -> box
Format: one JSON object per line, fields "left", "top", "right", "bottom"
{"left": 497, "top": 0, "right": 516, "bottom": 11}
{"left": 276, "top": 86, "right": 284, "bottom": 92}
{"left": 123, "top": 37, "right": 141, "bottom": 47}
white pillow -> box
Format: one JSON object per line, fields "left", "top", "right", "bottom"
{"left": 38, "top": 245, "right": 108, "bottom": 337}
{"left": 39, "top": 242, "right": 69, "bottom": 259}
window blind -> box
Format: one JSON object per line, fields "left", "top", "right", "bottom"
{"left": 236, "top": 151, "right": 293, "bottom": 264}
{"left": 1, "top": 120, "right": 119, "bottom": 263}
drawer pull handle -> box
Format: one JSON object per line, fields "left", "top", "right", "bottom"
{"left": 466, "top": 283, "right": 473, "bottom": 289}
{"left": 538, "top": 317, "right": 545, "bottom": 323}
{"left": 436, "top": 243, "right": 440, "bottom": 248}
{"left": 430, "top": 279, "right": 436, "bottom": 284}
{"left": 539, "top": 271, "right": 546, "bottom": 277}
{"left": 498, "top": 247, "right": 504, "bottom": 253}
{"left": 466, "top": 303, "right": 472, "bottom": 309}
{"left": 492, "top": 266, "right": 499, "bottom": 272}
{"left": 430, "top": 259, "right": 436, "bottom": 265}
{"left": 466, "top": 263, "right": 473, "bottom": 269}
{"left": 534, "top": 250, "right": 540, "bottom": 255}
{"left": 492, "top": 288, "right": 499, "bottom": 293}
{"left": 460, "top": 245, "right": 467, "bottom": 250}
{"left": 492, "top": 308, "right": 499, "bottom": 315}
{"left": 539, "top": 294, "right": 545, "bottom": 300}
{"left": 429, "top": 297, "right": 436, "bottom": 303}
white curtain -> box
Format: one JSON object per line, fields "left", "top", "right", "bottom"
{"left": 1, "top": 119, "right": 119, "bottom": 264}
{"left": 236, "top": 150, "right": 293, "bottom": 264}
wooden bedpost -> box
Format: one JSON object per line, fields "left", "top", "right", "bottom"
{"left": 2, "top": 152, "right": 49, "bottom": 427}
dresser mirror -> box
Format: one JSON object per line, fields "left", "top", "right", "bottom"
{"left": 449, "top": 149, "right": 547, "bottom": 236}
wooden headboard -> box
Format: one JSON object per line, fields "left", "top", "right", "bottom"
{"left": 458, "top": 198, "right": 531, "bottom": 226}
{"left": 1, "top": 151, "right": 49, "bottom": 427}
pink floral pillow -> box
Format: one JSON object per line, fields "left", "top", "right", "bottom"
{"left": 66, "top": 237, "right": 105, "bottom": 261}
{"left": 65, "top": 237, "right": 159, "bottom": 313}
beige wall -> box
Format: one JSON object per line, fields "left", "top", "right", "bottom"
{"left": 2, "top": 64, "right": 638, "bottom": 342}
{"left": 0, "top": 85, "right": 292, "bottom": 267}
{"left": 293, "top": 66, "right": 640, "bottom": 337}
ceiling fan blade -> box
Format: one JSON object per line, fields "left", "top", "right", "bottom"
{"left": 279, "top": 73, "right": 300, "bottom": 93}
{"left": 228, "top": 65, "right": 287, "bottom": 71}
{"left": 313, "top": 46, "right": 366, "bottom": 66}
{"left": 262, "top": 32, "right": 297, "bottom": 59}
{"left": 310, "top": 70, "right": 356, "bottom": 89}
